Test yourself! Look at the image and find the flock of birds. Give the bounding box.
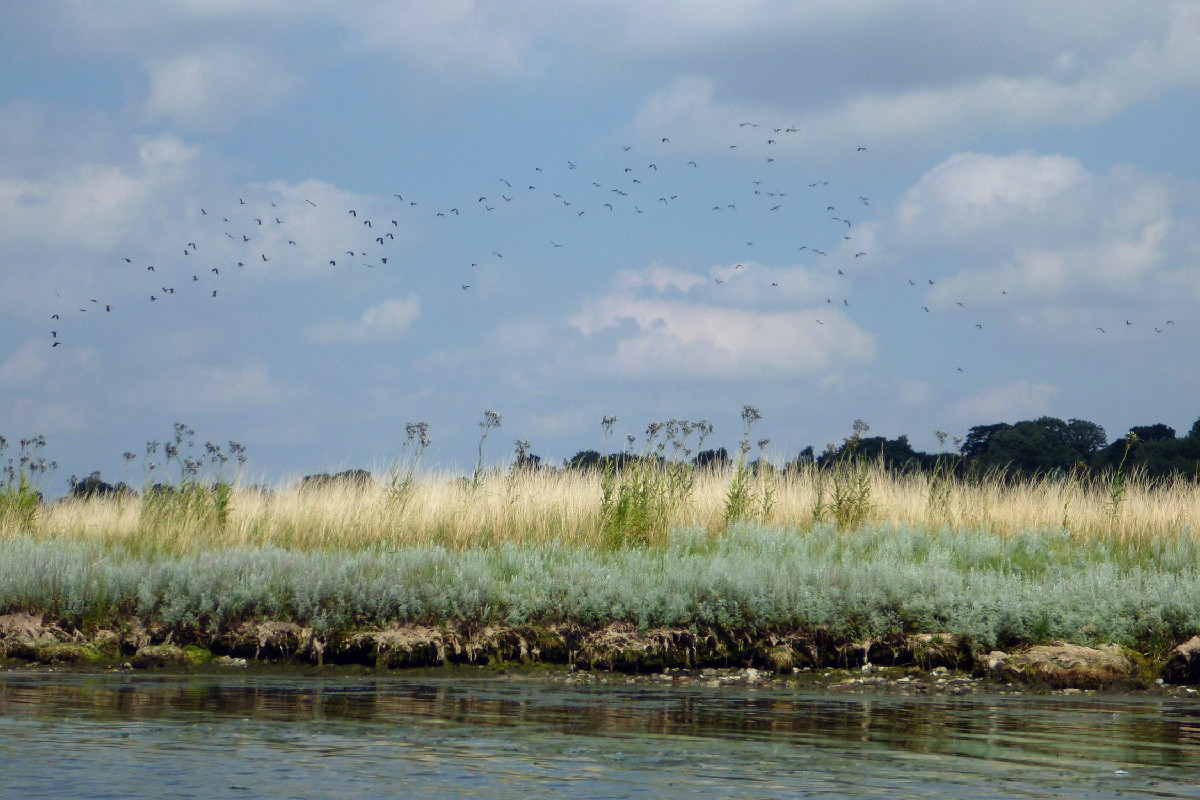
[45,120,1181,371]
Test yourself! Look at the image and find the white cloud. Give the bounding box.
[879,151,1198,332]
[306,296,421,344]
[134,364,286,410]
[142,45,300,133]
[617,263,707,294]
[951,381,1061,424]
[339,1,532,82]
[896,151,1091,241]
[0,133,201,254]
[0,341,51,391]
[569,270,874,379]
[626,2,1200,151]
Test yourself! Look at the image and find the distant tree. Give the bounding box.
[297,469,373,491]
[1059,418,1107,457]
[1130,424,1176,442]
[693,447,730,469]
[565,450,604,470]
[69,471,134,499]
[960,423,1012,463]
[513,452,543,471]
[818,434,933,471]
[563,450,639,471]
[960,417,1106,475]
[783,446,817,473]
[1097,423,1200,479]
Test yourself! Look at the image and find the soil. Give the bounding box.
[2,611,1198,695]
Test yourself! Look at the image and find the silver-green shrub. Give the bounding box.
[3,524,1200,648]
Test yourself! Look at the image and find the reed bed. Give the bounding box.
[7,462,1199,555]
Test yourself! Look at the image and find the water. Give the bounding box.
[2,670,1200,799]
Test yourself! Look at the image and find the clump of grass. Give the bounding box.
[815,419,874,529]
[724,406,772,524]
[0,435,56,533]
[1106,431,1139,521]
[599,418,711,549]
[925,430,962,527]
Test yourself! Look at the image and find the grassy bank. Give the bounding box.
[3,524,1200,653]
[6,463,1200,554]
[5,465,1200,680]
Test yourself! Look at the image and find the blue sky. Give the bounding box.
[3,2,1200,489]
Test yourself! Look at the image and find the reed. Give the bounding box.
[9,461,1200,556]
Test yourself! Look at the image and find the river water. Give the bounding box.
[2,670,1199,799]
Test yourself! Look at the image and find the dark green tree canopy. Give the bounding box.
[960,417,1106,475]
[1130,423,1176,442]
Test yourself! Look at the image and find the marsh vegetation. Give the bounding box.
[3,413,1200,673]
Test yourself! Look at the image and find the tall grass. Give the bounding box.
[7,461,1200,556]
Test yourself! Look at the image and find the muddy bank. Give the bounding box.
[3,611,1200,693]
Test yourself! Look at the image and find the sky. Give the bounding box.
[3,1,1200,490]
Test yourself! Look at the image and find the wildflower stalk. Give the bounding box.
[389,422,430,509]
[1107,431,1139,520]
[724,406,763,524]
[471,410,502,490]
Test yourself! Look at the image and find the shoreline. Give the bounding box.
[4,660,1200,699]
[4,613,1200,695]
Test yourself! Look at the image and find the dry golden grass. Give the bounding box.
[7,462,1199,554]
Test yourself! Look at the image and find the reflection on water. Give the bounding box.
[2,670,1200,799]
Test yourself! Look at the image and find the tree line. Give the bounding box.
[62,414,1200,499]
[566,416,1200,480]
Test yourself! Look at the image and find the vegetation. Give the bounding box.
[4,412,1200,662]
[4,524,1200,652]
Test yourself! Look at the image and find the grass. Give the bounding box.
[7,461,1200,556]
[6,455,1200,655]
